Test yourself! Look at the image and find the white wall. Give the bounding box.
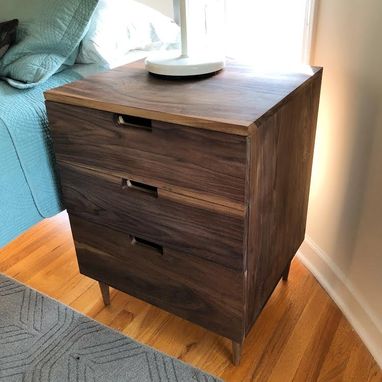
[137,0,174,17]
[299,0,382,367]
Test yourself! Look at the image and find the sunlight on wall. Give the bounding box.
[309,88,332,202]
[305,1,382,360]
[307,75,353,254]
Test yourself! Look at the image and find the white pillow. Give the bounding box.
[76,0,180,68]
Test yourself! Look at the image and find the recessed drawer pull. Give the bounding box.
[131,236,163,255]
[121,178,158,197]
[115,114,152,131]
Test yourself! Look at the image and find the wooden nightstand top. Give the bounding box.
[45,60,322,136]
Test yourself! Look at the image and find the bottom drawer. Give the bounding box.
[70,216,245,342]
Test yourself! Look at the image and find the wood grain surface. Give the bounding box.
[45,61,322,135]
[58,162,245,270]
[70,216,244,341]
[1,212,380,382]
[46,60,325,362]
[47,102,247,208]
[245,72,322,332]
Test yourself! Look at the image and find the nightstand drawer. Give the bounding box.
[47,102,247,209]
[70,216,244,341]
[59,161,245,270]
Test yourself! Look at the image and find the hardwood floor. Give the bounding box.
[1,211,381,382]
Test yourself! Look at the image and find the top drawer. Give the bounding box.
[47,102,247,208]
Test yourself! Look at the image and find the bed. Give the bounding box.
[0,0,178,247]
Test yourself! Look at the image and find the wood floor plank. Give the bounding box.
[292,302,342,382]
[317,316,358,382]
[343,335,382,382]
[268,286,332,381]
[0,212,380,382]
[241,269,318,382]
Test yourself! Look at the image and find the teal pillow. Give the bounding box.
[0,0,98,88]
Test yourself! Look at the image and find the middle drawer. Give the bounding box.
[59,161,245,271]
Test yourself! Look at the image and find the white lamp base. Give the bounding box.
[145,53,225,77]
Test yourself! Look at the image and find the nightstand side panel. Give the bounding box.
[245,72,322,333]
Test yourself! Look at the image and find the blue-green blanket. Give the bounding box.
[0,0,99,247]
[0,69,83,247]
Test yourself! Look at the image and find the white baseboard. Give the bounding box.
[297,236,382,368]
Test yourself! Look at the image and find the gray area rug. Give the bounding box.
[0,274,222,381]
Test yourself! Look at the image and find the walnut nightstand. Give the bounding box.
[45,60,322,365]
